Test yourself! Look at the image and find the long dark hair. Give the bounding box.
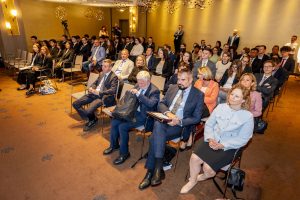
[228,59,242,79]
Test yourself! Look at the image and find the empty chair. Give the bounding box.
[151,75,166,91]
[62,55,83,81]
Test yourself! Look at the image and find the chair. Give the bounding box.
[15,50,27,69]
[70,72,99,113]
[212,146,246,199]
[151,75,166,91]
[8,49,22,67]
[62,55,83,82]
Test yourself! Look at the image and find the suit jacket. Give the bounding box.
[55,49,64,62]
[40,55,53,76]
[112,58,134,80]
[73,43,81,55]
[193,60,216,81]
[79,43,91,62]
[151,58,173,78]
[227,35,240,49]
[273,67,287,88]
[146,55,156,71]
[255,73,278,103]
[124,43,133,53]
[49,47,58,59]
[159,84,204,128]
[241,66,252,74]
[91,71,118,107]
[281,57,295,73]
[146,42,155,51]
[90,46,106,66]
[31,53,43,66]
[251,57,262,74]
[194,80,219,113]
[134,83,160,131]
[219,69,240,87]
[59,49,75,64]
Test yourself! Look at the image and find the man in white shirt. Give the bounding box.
[112,49,134,81]
[285,35,298,59]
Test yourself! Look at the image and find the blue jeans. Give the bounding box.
[82,61,92,72]
[145,121,183,170]
[109,112,145,155]
[72,93,103,121]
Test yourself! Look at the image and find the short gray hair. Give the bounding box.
[136,71,151,81]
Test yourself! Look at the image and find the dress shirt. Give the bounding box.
[136,86,149,111]
[92,47,99,61]
[115,60,126,76]
[201,59,208,67]
[96,71,111,92]
[259,74,271,86]
[168,86,191,120]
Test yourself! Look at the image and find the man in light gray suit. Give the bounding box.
[82,39,106,74]
[193,47,216,81]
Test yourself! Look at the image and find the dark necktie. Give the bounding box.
[171,90,184,114]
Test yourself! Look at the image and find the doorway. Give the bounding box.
[119,19,129,37]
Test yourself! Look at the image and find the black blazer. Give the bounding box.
[79,44,91,62]
[251,57,263,74]
[273,67,287,88]
[73,43,81,55]
[49,47,59,59]
[227,36,240,49]
[39,55,53,76]
[219,69,239,87]
[241,66,252,74]
[31,53,43,66]
[124,43,133,53]
[59,49,75,64]
[255,73,278,102]
[146,55,156,71]
[151,58,173,78]
[91,71,118,107]
[282,57,295,73]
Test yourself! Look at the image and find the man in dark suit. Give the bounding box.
[193,47,216,81]
[254,45,270,73]
[280,46,295,74]
[164,44,176,66]
[272,60,288,95]
[79,37,91,62]
[124,36,133,53]
[255,60,278,111]
[145,47,156,71]
[250,48,262,73]
[138,68,204,190]
[174,25,184,53]
[49,39,58,59]
[73,59,118,131]
[227,29,240,51]
[103,71,160,165]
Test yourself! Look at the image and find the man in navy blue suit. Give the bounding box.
[103,71,160,165]
[139,68,204,190]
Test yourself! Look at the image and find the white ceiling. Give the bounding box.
[40,0,136,7]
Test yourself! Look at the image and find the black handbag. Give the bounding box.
[226,167,246,199]
[254,117,268,134]
[227,167,245,191]
[112,91,138,122]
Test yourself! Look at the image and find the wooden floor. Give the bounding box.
[0,68,299,200]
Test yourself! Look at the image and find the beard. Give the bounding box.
[178,84,187,90]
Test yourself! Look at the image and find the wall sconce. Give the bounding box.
[5,21,11,29]
[10,9,17,21]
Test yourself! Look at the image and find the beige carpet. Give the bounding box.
[0,68,299,200]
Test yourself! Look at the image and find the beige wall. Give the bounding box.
[147,0,300,52]
[18,0,113,49]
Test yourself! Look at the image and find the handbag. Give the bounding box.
[226,167,246,200]
[112,90,138,122]
[254,117,268,134]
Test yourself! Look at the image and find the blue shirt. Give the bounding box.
[204,103,254,151]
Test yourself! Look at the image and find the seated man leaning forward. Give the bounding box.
[103,71,160,165]
[138,67,204,190]
[73,59,118,131]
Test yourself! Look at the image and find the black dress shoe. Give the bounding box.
[113,153,130,165]
[103,146,120,155]
[26,88,35,96]
[151,168,165,186]
[138,171,153,190]
[83,118,98,131]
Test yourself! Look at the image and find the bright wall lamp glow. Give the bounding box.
[11,9,17,17]
[5,21,11,29]
[1,0,7,2]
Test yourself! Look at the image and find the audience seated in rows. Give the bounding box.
[54,41,75,80]
[103,71,160,165]
[215,52,231,82]
[193,47,216,81]
[72,59,118,131]
[151,48,173,79]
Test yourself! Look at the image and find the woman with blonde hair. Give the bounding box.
[180,84,254,194]
[195,67,219,113]
[239,73,262,117]
[128,55,149,84]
